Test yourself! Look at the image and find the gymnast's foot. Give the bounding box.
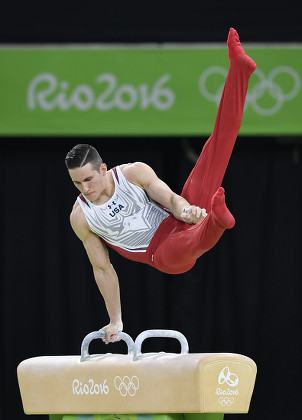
[211,187,235,229]
[227,27,256,72]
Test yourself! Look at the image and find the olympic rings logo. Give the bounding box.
[218,397,235,407]
[199,65,301,116]
[114,375,140,396]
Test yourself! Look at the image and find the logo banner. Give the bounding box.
[0,45,301,136]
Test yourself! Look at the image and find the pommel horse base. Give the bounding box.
[17,330,257,420]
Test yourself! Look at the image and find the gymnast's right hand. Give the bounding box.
[100,320,123,344]
[181,205,208,225]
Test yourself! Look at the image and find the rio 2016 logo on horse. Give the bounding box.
[216,367,239,407]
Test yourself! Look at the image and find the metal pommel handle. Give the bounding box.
[80,331,135,362]
[133,329,189,361]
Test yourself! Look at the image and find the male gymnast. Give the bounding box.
[65,28,256,344]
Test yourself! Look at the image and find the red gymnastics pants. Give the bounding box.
[145,34,256,274]
[107,30,256,274]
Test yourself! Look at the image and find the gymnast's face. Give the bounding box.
[69,162,107,201]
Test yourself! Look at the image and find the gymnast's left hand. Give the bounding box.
[181,206,208,225]
[100,320,123,344]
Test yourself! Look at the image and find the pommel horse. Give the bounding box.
[17,330,257,420]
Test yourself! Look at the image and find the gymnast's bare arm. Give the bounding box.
[70,201,123,344]
[121,162,207,225]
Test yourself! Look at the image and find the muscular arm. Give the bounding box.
[70,202,123,344]
[122,162,207,224]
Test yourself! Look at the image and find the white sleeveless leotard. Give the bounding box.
[77,166,170,253]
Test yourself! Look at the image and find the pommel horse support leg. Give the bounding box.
[17,330,257,420]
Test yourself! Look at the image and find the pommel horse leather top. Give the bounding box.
[17,330,257,415]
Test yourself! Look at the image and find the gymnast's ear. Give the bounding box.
[100,163,107,174]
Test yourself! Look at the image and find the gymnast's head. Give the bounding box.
[65,144,103,171]
[65,144,108,198]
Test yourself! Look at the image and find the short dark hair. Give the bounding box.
[65,144,103,171]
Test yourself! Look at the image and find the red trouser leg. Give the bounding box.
[148,38,256,274]
[181,53,256,210]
